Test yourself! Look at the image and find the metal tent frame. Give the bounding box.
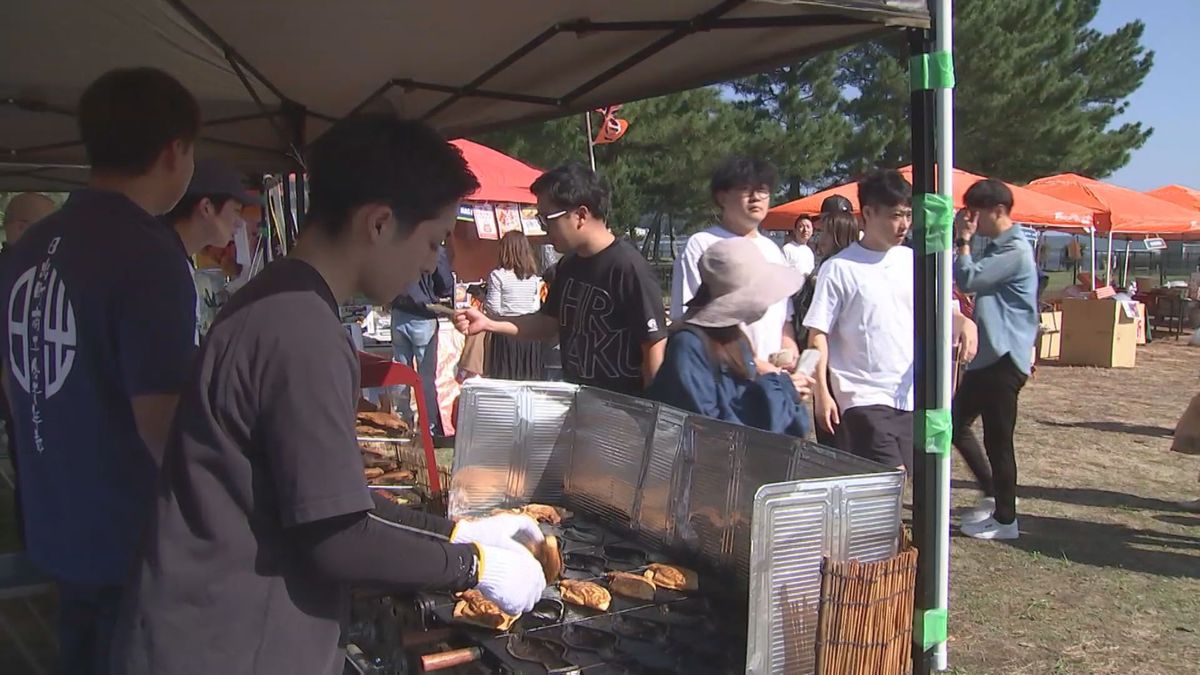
[2,1,954,672]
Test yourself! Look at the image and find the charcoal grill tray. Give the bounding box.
[426,518,745,674]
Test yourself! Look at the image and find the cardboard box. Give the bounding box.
[1135,302,1147,345]
[1038,310,1062,360]
[1060,299,1137,368]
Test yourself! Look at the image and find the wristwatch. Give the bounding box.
[955,238,970,248]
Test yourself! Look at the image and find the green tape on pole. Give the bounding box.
[909,54,930,91]
[919,408,952,456]
[914,608,948,650]
[910,51,955,91]
[913,193,954,255]
[929,50,955,89]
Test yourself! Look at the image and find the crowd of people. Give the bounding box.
[0,64,1055,675]
[0,68,550,675]
[453,158,1043,545]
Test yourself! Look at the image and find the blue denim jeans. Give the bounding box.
[391,310,443,437]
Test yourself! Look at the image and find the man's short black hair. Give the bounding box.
[709,156,777,201]
[305,116,479,236]
[964,178,1014,213]
[530,162,611,221]
[162,194,237,226]
[78,68,201,175]
[857,169,912,210]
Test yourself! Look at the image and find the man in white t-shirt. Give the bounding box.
[671,157,800,364]
[783,216,816,280]
[803,169,915,470]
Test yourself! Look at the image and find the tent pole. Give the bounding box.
[585,113,597,171]
[911,0,953,670]
[1107,230,1114,287]
[1123,238,1132,288]
[932,0,953,668]
[1090,229,1097,289]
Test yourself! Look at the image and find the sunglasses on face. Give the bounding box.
[537,209,569,227]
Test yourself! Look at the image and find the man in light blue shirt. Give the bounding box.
[952,179,1039,541]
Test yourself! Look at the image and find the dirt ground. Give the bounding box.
[944,337,1200,675]
[2,340,1199,674]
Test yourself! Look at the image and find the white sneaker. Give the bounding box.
[961,516,1019,540]
[960,497,995,524]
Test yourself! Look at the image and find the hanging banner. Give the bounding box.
[457,204,475,222]
[473,203,498,240]
[520,205,545,236]
[593,104,629,145]
[495,203,523,237]
[594,116,629,145]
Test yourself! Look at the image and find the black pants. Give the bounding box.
[58,581,123,675]
[836,405,914,472]
[952,355,1028,524]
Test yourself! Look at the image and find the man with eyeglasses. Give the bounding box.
[455,162,668,395]
[803,169,917,472]
[671,157,801,366]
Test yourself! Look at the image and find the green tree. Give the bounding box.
[476,87,757,235]
[832,0,1154,183]
[731,52,851,198]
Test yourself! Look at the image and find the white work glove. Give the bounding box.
[473,543,547,616]
[451,513,544,551]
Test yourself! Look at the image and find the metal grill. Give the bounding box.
[419,516,747,674]
[442,380,905,674]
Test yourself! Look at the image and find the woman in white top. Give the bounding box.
[484,231,544,380]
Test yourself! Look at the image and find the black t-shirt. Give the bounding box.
[541,238,668,395]
[114,259,383,675]
[0,189,195,585]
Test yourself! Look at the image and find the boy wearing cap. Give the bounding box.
[803,169,915,471]
[163,159,256,339]
[0,67,200,675]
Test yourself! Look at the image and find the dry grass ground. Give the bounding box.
[944,337,1200,675]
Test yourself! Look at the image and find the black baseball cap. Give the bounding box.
[820,194,854,214]
[186,159,257,205]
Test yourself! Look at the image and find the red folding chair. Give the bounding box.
[357,351,442,496]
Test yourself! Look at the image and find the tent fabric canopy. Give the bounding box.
[761,165,1098,231]
[1147,185,1200,212]
[1026,174,1199,235]
[451,140,540,205]
[0,0,928,191]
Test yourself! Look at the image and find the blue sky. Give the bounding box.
[1092,0,1198,191]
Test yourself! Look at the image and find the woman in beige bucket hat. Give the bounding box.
[648,237,815,435]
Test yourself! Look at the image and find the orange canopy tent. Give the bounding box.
[761,165,1098,232]
[446,139,546,281]
[450,139,541,204]
[1146,184,1200,211]
[1145,186,1200,241]
[1026,174,1199,235]
[1029,174,1200,288]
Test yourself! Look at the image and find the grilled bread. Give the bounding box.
[608,571,656,601]
[644,563,699,592]
[453,589,517,631]
[527,535,562,583]
[559,579,612,611]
